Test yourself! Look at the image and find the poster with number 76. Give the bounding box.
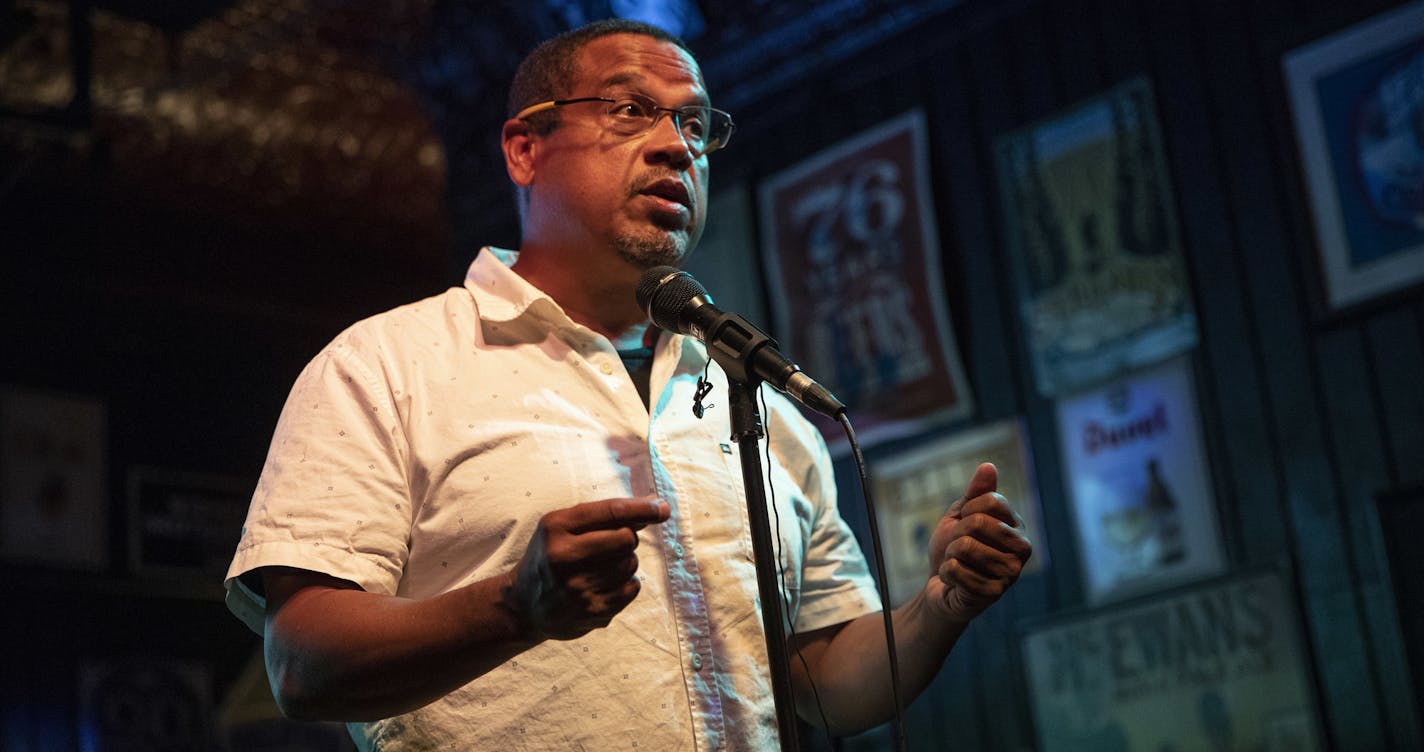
[757,110,973,452]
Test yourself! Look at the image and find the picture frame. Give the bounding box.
[0,385,108,569]
[1283,3,1424,312]
[758,109,974,453]
[993,76,1198,397]
[126,466,251,580]
[1054,354,1225,604]
[868,417,1047,605]
[1018,567,1324,752]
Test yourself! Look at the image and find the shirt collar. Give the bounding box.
[464,246,705,365]
[464,246,567,325]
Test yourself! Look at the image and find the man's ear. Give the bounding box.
[502,118,537,188]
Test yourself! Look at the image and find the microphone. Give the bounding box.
[636,266,845,418]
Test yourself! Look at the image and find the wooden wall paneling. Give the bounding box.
[1241,0,1339,327]
[1094,0,1148,84]
[1366,310,1424,487]
[941,17,1052,752]
[1297,0,1409,39]
[0,606,33,749]
[1044,0,1106,104]
[1375,481,1424,731]
[971,15,1084,615]
[1193,0,1384,747]
[999,5,1089,744]
[868,54,960,752]
[1142,0,1286,565]
[1316,326,1423,749]
[911,52,996,752]
[1005,6,1056,119]
[924,38,1063,752]
[926,52,1018,422]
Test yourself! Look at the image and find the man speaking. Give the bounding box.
[224,18,1031,750]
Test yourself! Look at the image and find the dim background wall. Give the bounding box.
[1,0,1420,750]
[716,1,1422,749]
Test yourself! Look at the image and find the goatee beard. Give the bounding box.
[615,232,685,270]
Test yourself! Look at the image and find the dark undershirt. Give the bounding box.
[617,346,655,411]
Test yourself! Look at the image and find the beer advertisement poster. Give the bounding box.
[1055,355,1224,603]
[994,77,1198,397]
[1020,569,1323,752]
[869,418,1046,605]
[758,109,973,452]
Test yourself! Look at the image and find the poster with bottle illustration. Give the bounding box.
[1056,355,1224,603]
[1020,568,1323,752]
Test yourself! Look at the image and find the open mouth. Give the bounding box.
[639,178,691,210]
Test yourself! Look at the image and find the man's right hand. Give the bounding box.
[504,496,671,640]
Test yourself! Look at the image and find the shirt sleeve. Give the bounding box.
[768,401,882,633]
[223,329,414,633]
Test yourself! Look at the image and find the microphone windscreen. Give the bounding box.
[636,267,709,333]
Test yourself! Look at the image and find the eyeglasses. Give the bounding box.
[515,92,735,157]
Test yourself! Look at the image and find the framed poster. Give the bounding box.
[81,658,215,752]
[0,385,108,569]
[1283,3,1424,311]
[758,109,973,453]
[870,418,1046,605]
[994,76,1198,397]
[1055,355,1224,603]
[1020,568,1323,752]
[127,466,251,579]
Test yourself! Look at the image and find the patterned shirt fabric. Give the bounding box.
[224,247,880,751]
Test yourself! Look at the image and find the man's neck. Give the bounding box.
[510,244,650,343]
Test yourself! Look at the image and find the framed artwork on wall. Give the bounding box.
[1283,3,1424,311]
[126,466,251,580]
[1054,355,1225,604]
[758,109,973,453]
[868,417,1047,605]
[0,385,108,569]
[1019,568,1324,752]
[993,76,1198,397]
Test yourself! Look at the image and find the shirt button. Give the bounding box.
[599,360,614,375]
[690,653,703,671]
[670,542,684,558]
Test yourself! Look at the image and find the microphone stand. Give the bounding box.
[705,339,801,752]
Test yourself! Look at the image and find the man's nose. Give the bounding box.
[644,113,695,168]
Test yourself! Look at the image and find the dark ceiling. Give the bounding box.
[0,0,965,254]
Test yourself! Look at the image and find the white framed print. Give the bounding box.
[1284,3,1424,311]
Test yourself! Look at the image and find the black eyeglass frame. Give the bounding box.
[515,93,735,156]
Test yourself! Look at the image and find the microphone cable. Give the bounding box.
[762,397,909,752]
[838,411,909,752]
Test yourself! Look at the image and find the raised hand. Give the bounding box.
[926,463,1032,621]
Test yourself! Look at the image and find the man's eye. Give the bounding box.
[681,113,706,139]
[610,99,653,119]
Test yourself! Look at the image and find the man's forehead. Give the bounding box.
[572,34,706,96]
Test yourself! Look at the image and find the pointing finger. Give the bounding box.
[563,496,670,534]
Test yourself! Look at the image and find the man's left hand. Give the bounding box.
[925,462,1032,622]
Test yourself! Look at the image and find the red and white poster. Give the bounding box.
[758,110,972,451]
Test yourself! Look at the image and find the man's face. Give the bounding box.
[526,34,710,271]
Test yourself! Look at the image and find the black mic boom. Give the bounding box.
[636,266,846,418]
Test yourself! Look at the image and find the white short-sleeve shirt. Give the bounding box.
[225,247,880,751]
